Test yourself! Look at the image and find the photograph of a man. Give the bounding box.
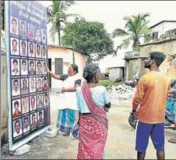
[42,45,46,58]
[36,44,41,58]
[11,59,19,76]
[13,100,21,118]
[38,110,44,125]
[37,94,43,108]
[10,17,18,35]
[44,93,49,106]
[28,24,34,40]
[20,21,26,38]
[21,60,28,75]
[21,78,28,94]
[43,62,47,74]
[29,60,36,75]
[31,113,37,129]
[29,78,36,93]
[29,42,35,57]
[30,96,36,111]
[43,77,48,91]
[20,40,27,56]
[35,28,41,41]
[22,97,29,114]
[37,78,43,91]
[23,116,30,133]
[36,61,42,74]
[13,119,22,137]
[11,38,19,55]
[12,79,20,96]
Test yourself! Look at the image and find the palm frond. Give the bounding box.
[112,28,128,38]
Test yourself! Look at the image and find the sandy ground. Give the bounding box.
[2,93,176,159]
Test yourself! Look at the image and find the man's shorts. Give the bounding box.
[135,121,165,152]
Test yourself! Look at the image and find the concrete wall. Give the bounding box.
[109,67,124,81]
[48,47,87,89]
[125,59,145,81]
[140,39,176,79]
[1,54,8,137]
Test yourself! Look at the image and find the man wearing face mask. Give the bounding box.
[132,52,175,160]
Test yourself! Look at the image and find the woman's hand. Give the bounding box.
[61,88,66,93]
[104,107,109,112]
[47,67,51,74]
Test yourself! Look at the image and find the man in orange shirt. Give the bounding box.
[132,52,171,160]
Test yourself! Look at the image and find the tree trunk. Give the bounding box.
[72,49,75,64]
[57,22,61,46]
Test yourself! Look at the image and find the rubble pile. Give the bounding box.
[109,84,136,104]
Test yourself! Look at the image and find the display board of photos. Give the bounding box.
[6,1,50,151]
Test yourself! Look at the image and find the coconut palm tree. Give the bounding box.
[112,13,151,55]
[47,0,81,45]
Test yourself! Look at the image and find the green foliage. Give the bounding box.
[61,19,114,62]
[47,0,81,45]
[98,80,122,88]
[112,13,151,55]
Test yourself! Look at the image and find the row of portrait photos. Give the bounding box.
[12,77,49,97]
[13,109,46,139]
[10,16,46,43]
[10,37,47,58]
[11,59,48,76]
[12,93,49,119]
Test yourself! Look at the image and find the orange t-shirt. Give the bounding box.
[132,71,171,124]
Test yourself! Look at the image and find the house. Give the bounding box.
[48,45,87,89]
[150,20,176,41]
[124,20,176,80]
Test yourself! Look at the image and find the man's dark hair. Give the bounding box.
[22,60,26,65]
[43,77,47,81]
[30,61,34,66]
[21,40,26,46]
[37,45,40,49]
[13,59,18,64]
[37,61,41,65]
[71,64,78,74]
[12,39,17,44]
[15,120,20,125]
[12,18,17,23]
[39,111,42,116]
[14,79,18,84]
[149,52,166,67]
[24,117,28,121]
[32,114,35,118]
[14,101,19,106]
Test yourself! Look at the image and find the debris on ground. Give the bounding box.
[109,84,136,104]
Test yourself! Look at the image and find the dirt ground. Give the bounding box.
[2,94,176,159]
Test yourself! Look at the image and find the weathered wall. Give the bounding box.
[109,67,123,81]
[140,39,176,79]
[126,59,145,81]
[1,54,8,137]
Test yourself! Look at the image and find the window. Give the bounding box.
[152,32,158,40]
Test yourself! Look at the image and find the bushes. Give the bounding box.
[98,80,122,88]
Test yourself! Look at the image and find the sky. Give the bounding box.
[41,1,176,71]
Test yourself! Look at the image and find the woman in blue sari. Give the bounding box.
[166,80,176,143]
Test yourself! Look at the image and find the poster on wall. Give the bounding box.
[5,1,50,151]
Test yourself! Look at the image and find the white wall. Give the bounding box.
[151,22,176,38]
[48,47,86,89]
